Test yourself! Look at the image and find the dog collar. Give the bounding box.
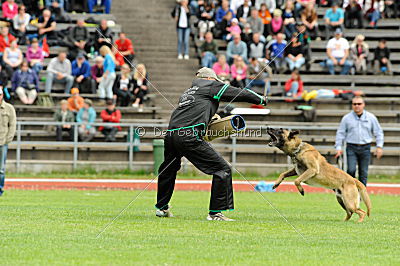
[292,142,305,157]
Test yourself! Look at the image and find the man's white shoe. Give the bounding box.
[206,213,234,221]
[156,208,173,218]
[183,55,189,60]
[177,54,183,60]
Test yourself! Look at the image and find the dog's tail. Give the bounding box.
[355,179,371,217]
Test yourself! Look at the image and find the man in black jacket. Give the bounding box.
[374,39,392,75]
[155,67,267,221]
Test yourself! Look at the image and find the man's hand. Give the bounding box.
[63,124,71,129]
[339,58,346,65]
[262,96,268,106]
[375,147,383,159]
[57,72,65,80]
[332,58,338,65]
[335,150,343,158]
[76,75,84,83]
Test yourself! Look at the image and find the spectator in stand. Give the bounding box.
[230,0,247,13]
[326,28,352,75]
[324,1,344,40]
[237,0,252,25]
[350,34,369,74]
[26,38,44,75]
[255,0,276,13]
[212,54,231,82]
[266,33,287,73]
[113,63,133,107]
[99,100,121,142]
[36,9,57,41]
[0,27,16,56]
[374,39,392,75]
[68,19,90,59]
[226,18,241,41]
[230,56,247,88]
[45,0,69,22]
[11,61,39,105]
[197,1,215,41]
[384,0,398,18]
[98,45,116,100]
[199,31,218,68]
[249,33,265,59]
[45,52,74,93]
[2,0,18,21]
[344,0,364,28]
[3,40,23,79]
[227,34,248,64]
[259,3,272,37]
[247,8,265,42]
[45,0,65,10]
[132,63,148,112]
[72,53,92,93]
[284,69,303,97]
[94,19,113,51]
[91,56,104,93]
[285,33,305,71]
[172,0,191,60]
[216,0,235,24]
[67,87,84,113]
[364,0,384,28]
[240,22,253,45]
[12,5,31,45]
[283,0,298,39]
[54,99,75,141]
[247,57,272,94]
[77,99,96,142]
[295,0,316,18]
[114,32,135,66]
[0,65,9,94]
[88,0,112,14]
[267,9,284,36]
[301,2,319,40]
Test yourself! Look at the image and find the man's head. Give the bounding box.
[334,27,342,39]
[1,26,9,36]
[250,57,258,66]
[252,32,260,43]
[58,52,67,62]
[251,7,258,18]
[77,19,85,27]
[205,31,213,42]
[106,100,115,111]
[352,96,365,115]
[244,0,250,6]
[42,9,51,19]
[77,53,85,63]
[332,1,338,10]
[378,39,386,49]
[276,33,284,43]
[119,32,126,41]
[196,67,223,82]
[221,0,229,9]
[233,34,241,44]
[60,99,68,111]
[100,19,108,29]
[20,61,29,72]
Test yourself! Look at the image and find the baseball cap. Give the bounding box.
[335,27,342,35]
[77,53,85,59]
[196,67,224,83]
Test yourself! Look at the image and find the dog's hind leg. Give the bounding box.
[342,185,366,222]
[273,167,297,189]
[335,189,352,221]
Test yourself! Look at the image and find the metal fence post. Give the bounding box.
[129,125,134,170]
[231,136,237,169]
[16,123,21,173]
[73,124,78,170]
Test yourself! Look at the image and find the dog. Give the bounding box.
[267,128,371,222]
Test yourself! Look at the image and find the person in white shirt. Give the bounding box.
[325,28,353,75]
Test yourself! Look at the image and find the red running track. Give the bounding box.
[5,179,400,195]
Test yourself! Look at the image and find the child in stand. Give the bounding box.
[225,18,241,41]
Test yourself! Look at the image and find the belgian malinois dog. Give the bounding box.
[267,128,371,222]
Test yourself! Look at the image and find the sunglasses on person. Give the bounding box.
[352,103,363,106]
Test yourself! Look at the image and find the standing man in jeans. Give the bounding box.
[0,88,16,196]
[335,96,384,186]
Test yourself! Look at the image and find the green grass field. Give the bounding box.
[1,189,399,265]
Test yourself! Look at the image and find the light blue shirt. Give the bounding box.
[325,8,344,22]
[335,110,384,150]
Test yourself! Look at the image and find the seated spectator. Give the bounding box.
[26,38,44,75]
[45,0,70,22]
[266,33,287,73]
[364,0,384,28]
[215,0,235,38]
[197,1,215,41]
[171,0,191,60]
[374,39,392,75]
[249,33,265,60]
[0,65,9,95]
[11,61,39,105]
[199,32,218,68]
[12,5,31,45]
[384,0,398,18]
[326,28,352,75]
[240,23,253,45]
[132,64,148,112]
[295,0,316,18]
[94,19,113,51]
[77,99,96,142]
[237,0,252,25]
[247,8,264,42]
[324,1,344,40]
[91,56,104,93]
[0,27,16,56]
[114,32,135,66]
[247,57,272,94]
[284,69,303,97]
[230,0,247,13]
[283,0,297,39]
[259,3,272,37]
[3,40,23,79]
[301,2,319,40]
[72,53,92,93]
[285,34,305,71]
[226,34,248,64]
[350,34,369,74]
[67,87,84,113]
[98,46,116,100]
[113,63,133,107]
[230,56,247,88]
[68,19,90,59]
[88,0,112,14]
[54,99,75,141]
[2,0,18,21]
[226,18,241,41]
[255,0,276,13]
[45,52,74,93]
[36,9,57,41]
[267,9,284,36]
[212,54,231,82]
[99,100,121,142]
[344,0,363,29]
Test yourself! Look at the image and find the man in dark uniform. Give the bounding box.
[155,67,267,221]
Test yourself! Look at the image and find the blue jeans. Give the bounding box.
[346,143,371,186]
[45,72,74,94]
[201,52,216,68]
[88,0,111,13]
[246,78,271,94]
[368,10,381,24]
[286,81,299,96]
[326,57,353,75]
[0,144,8,190]
[285,57,305,71]
[32,62,43,75]
[177,27,190,56]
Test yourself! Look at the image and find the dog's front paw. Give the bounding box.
[272,183,280,189]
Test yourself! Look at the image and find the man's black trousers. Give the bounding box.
[155,129,233,212]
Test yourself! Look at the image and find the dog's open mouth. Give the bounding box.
[267,132,279,146]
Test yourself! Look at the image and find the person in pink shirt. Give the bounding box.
[212,54,230,82]
[25,38,44,75]
[225,18,241,41]
[2,0,18,20]
[230,56,247,88]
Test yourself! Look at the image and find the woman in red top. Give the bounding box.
[99,100,122,142]
[284,70,303,98]
[2,0,18,20]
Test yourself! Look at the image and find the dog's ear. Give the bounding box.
[288,129,300,139]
